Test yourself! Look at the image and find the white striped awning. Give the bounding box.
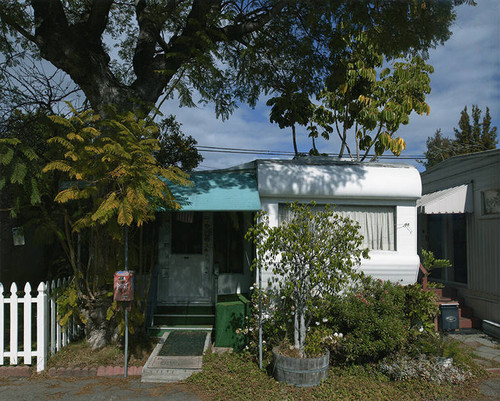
[417,184,473,214]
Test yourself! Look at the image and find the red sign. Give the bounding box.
[113,271,134,301]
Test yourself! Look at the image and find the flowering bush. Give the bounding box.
[379,354,472,384]
[304,326,343,358]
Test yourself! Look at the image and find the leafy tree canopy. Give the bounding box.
[423,105,498,168]
[155,115,203,172]
[312,51,433,161]
[0,1,467,118]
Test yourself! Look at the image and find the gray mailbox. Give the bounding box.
[440,303,459,331]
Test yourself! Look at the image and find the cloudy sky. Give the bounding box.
[161,0,500,172]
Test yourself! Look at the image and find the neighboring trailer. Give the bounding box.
[253,158,422,288]
[418,149,500,324]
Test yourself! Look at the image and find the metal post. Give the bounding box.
[124,304,128,378]
[258,264,263,370]
[124,225,129,378]
[124,226,129,270]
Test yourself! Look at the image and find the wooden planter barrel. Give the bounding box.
[272,348,329,387]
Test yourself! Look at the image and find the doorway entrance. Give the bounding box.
[159,212,213,305]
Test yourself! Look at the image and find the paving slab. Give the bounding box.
[447,330,500,399]
[478,377,500,399]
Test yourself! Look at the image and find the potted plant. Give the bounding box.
[246,202,368,386]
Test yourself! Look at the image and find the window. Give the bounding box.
[213,212,246,274]
[278,204,395,251]
[482,189,500,215]
[171,212,203,254]
[425,214,467,284]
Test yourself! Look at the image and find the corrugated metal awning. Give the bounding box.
[159,170,261,211]
[417,184,473,214]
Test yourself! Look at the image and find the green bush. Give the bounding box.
[326,276,408,363]
[242,275,440,365]
[317,276,439,365]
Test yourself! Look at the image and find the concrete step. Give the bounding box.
[141,367,201,383]
[141,331,211,383]
[148,325,213,338]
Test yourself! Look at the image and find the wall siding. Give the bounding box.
[421,150,500,323]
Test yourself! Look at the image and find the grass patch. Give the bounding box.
[47,338,156,368]
[186,351,484,401]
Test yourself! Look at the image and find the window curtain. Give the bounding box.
[278,204,395,251]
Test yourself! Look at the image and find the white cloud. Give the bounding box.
[399,0,500,159]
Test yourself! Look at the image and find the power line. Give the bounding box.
[196,144,426,160]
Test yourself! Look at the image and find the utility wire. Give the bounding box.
[196,144,426,160]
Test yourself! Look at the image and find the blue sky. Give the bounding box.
[161,0,500,171]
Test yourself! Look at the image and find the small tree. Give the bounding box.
[42,107,190,347]
[246,202,369,357]
[421,249,451,279]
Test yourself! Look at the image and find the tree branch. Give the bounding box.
[361,124,383,162]
[31,0,70,43]
[0,8,36,43]
[87,0,113,41]
[221,1,287,41]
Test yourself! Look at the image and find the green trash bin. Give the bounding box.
[215,294,250,349]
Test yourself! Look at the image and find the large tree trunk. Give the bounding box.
[81,298,119,350]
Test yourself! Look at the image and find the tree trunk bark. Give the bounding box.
[81,298,119,350]
[292,124,298,155]
[294,300,300,350]
[299,309,306,357]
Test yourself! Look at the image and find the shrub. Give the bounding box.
[236,285,292,362]
[320,276,439,364]
[326,276,408,363]
[304,326,343,358]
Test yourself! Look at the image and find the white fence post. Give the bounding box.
[55,279,62,352]
[61,278,67,347]
[9,283,18,365]
[36,282,48,372]
[23,282,32,366]
[0,278,76,372]
[0,283,4,365]
[50,280,56,355]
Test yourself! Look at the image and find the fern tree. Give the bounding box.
[41,106,190,347]
[1,107,190,348]
[0,112,49,216]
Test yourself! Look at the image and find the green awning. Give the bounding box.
[160,170,261,211]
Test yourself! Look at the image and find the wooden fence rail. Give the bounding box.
[0,278,79,372]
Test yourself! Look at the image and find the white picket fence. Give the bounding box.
[0,278,79,372]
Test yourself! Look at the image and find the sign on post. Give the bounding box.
[113,271,134,302]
